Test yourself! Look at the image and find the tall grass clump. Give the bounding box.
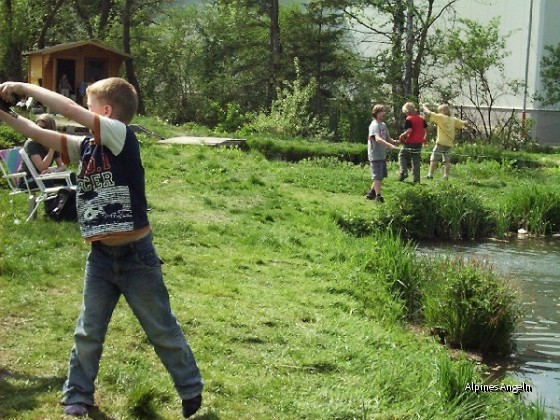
[499,183,560,236]
[367,231,425,319]
[330,226,522,354]
[432,184,494,240]
[434,356,484,417]
[384,184,494,240]
[421,256,522,354]
[334,185,494,240]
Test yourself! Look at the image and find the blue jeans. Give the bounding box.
[62,232,203,406]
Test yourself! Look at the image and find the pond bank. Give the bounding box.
[417,238,560,416]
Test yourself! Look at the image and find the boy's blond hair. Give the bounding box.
[86,77,138,124]
[437,104,451,116]
[371,104,385,119]
[402,102,417,115]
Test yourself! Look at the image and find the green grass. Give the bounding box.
[0,135,551,419]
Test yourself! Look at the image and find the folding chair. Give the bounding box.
[18,148,76,222]
[0,147,31,195]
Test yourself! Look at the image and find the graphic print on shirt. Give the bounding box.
[77,143,134,238]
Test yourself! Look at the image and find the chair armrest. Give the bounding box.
[3,171,26,180]
[36,171,73,181]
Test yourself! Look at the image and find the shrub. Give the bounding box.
[377,185,494,240]
[242,59,333,140]
[247,137,367,164]
[499,183,560,236]
[216,102,251,133]
[0,123,24,148]
[422,257,521,354]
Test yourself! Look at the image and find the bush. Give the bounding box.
[247,137,367,164]
[333,222,522,353]
[499,183,560,236]
[422,257,521,354]
[0,123,24,149]
[374,185,494,240]
[242,59,333,140]
[216,102,251,133]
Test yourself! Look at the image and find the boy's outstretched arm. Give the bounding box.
[0,108,64,153]
[0,82,96,131]
[375,134,397,150]
[422,103,432,115]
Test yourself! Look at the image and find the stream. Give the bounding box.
[418,238,560,416]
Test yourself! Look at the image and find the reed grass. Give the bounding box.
[422,257,522,354]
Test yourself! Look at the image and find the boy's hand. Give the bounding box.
[0,82,25,102]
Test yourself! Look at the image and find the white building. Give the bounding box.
[452,0,560,144]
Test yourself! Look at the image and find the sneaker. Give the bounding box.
[63,403,89,417]
[365,191,376,200]
[182,394,202,418]
[375,195,384,203]
[426,174,433,179]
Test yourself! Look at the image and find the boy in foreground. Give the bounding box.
[0,78,203,418]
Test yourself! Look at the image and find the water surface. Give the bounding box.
[418,238,560,415]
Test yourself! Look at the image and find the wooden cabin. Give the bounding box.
[25,41,131,99]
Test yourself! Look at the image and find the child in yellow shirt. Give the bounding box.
[422,103,468,180]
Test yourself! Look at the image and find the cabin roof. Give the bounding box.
[25,41,132,58]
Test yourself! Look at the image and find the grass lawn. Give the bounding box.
[0,134,549,419]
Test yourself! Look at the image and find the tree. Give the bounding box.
[436,18,524,140]
[133,7,209,123]
[72,0,117,40]
[268,0,281,106]
[36,0,67,49]
[0,0,24,81]
[197,0,271,116]
[537,43,560,107]
[279,1,358,139]
[338,0,457,120]
[118,0,172,114]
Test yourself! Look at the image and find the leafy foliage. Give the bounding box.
[243,59,332,140]
[335,185,493,240]
[422,257,521,354]
[434,18,524,142]
[536,43,560,107]
[0,124,25,149]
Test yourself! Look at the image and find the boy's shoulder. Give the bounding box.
[430,112,451,122]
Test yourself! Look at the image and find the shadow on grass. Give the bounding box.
[194,411,220,419]
[88,406,116,419]
[0,367,63,416]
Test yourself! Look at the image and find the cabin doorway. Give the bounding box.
[56,59,76,98]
